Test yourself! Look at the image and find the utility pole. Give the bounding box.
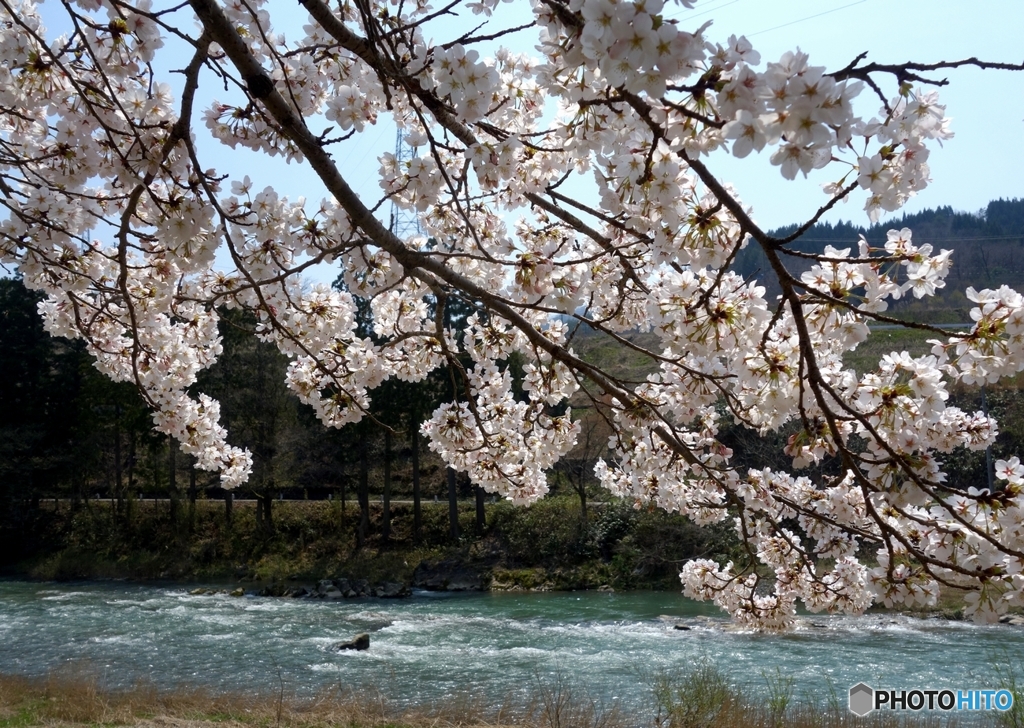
[390,128,423,240]
[982,386,996,492]
[387,129,427,542]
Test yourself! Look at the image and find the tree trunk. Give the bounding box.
[474,484,486,535]
[188,461,197,532]
[573,464,589,528]
[125,432,137,522]
[411,427,421,540]
[382,429,392,543]
[256,491,274,533]
[113,404,123,514]
[446,466,459,542]
[224,490,233,524]
[168,437,179,526]
[357,432,370,548]
[71,471,82,513]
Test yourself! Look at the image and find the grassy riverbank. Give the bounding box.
[0,496,739,593]
[0,667,1011,728]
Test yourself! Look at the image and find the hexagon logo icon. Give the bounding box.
[849,683,874,717]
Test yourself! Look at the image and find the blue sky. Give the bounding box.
[677,0,1024,230]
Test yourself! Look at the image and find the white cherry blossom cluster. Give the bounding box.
[422,360,580,504]
[546,0,711,98]
[933,285,1024,385]
[592,223,1021,623]
[536,2,951,225]
[421,44,500,123]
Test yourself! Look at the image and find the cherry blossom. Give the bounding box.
[2,0,1024,628]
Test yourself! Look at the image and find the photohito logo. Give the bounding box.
[848,683,1014,716]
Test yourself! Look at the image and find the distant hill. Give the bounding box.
[731,198,1024,323]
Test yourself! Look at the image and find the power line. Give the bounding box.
[747,0,867,37]
[337,122,390,177]
[666,0,741,21]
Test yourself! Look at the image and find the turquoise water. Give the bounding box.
[0,580,1021,717]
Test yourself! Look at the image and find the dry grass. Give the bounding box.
[646,657,1003,728]
[655,700,992,728]
[0,668,614,728]
[0,669,465,728]
[0,667,1008,728]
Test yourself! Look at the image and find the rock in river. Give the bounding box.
[335,633,370,651]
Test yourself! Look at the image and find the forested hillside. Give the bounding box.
[0,278,470,553]
[733,198,1024,322]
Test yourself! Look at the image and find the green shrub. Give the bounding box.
[488,497,594,567]
[653,657,740,728]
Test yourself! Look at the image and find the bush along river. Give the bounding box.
[0,580,1022,720]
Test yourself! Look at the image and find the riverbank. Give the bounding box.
[0,668,1008,728]
[0,497,997,627]
[2,496,1007,625]
[0,495,739,591]
[0,496,739,593]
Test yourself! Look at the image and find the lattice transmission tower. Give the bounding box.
[389,128,423,240]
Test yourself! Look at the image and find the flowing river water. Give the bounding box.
[0,580,1021,718]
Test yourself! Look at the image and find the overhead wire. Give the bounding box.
[666,0,869,36]
[665,0,741,21]
[747,0,868,37]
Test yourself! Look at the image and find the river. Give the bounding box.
[0,580,1020,718]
